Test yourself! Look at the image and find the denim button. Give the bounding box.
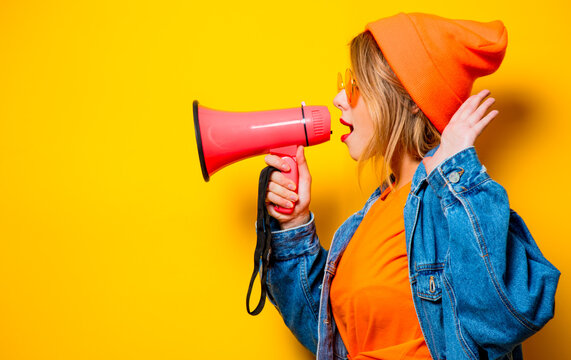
[448,171,460,183]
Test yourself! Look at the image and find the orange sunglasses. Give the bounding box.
[337,68,359,106]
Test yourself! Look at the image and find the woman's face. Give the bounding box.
[334,89,375,161]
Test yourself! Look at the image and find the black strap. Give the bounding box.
[246,166,279,315]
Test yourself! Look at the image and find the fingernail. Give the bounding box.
[282,164,290,171]
[286,202,293,208]
[288,183,296,191]
[289,194,298,202]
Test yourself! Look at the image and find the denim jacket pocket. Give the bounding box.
[415,271,443,302]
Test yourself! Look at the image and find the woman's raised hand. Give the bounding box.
[264,145,312,230]
[423,89,499,175]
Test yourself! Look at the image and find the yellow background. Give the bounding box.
[0,0,568,359]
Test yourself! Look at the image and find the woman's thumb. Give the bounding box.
[296,146,312,200]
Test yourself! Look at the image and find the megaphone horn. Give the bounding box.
[193,100,331,214]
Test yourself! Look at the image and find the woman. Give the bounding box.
[262,13,560,360]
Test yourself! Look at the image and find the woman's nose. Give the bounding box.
[333,90,349,111]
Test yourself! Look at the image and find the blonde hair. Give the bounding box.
[350,31,441,190]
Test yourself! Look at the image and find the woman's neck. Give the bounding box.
[394,152,421,190]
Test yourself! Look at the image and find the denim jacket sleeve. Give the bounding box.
[426,146,560,357]
[265,212,328,354]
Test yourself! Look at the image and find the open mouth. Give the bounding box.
[340,118,354,142]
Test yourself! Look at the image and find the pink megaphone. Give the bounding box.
[193,100,331,214]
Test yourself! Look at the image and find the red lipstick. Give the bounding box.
[340,118,354,142]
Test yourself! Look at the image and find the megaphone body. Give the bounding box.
[193,100,331,214]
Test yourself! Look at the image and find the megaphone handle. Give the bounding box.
[273,156,298,215]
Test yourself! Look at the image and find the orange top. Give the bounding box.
[330,181,431,360]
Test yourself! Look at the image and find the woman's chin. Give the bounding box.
[346,147,360,161]
[343,141,359,161]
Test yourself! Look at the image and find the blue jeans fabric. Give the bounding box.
[265,146,560,360]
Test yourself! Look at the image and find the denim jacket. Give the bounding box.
[265,146,560,360]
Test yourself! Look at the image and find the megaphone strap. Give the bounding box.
[246,166,279,315]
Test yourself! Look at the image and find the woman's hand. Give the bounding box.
[264,145,312,230]
[423,89,499,175]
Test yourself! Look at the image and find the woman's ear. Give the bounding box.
[412,104,420,115]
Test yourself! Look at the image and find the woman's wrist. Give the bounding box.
[423,150,447,176]
[423,144,468,175]
[279,212,311,230]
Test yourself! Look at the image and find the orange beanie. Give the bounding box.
[365,13,507,133]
